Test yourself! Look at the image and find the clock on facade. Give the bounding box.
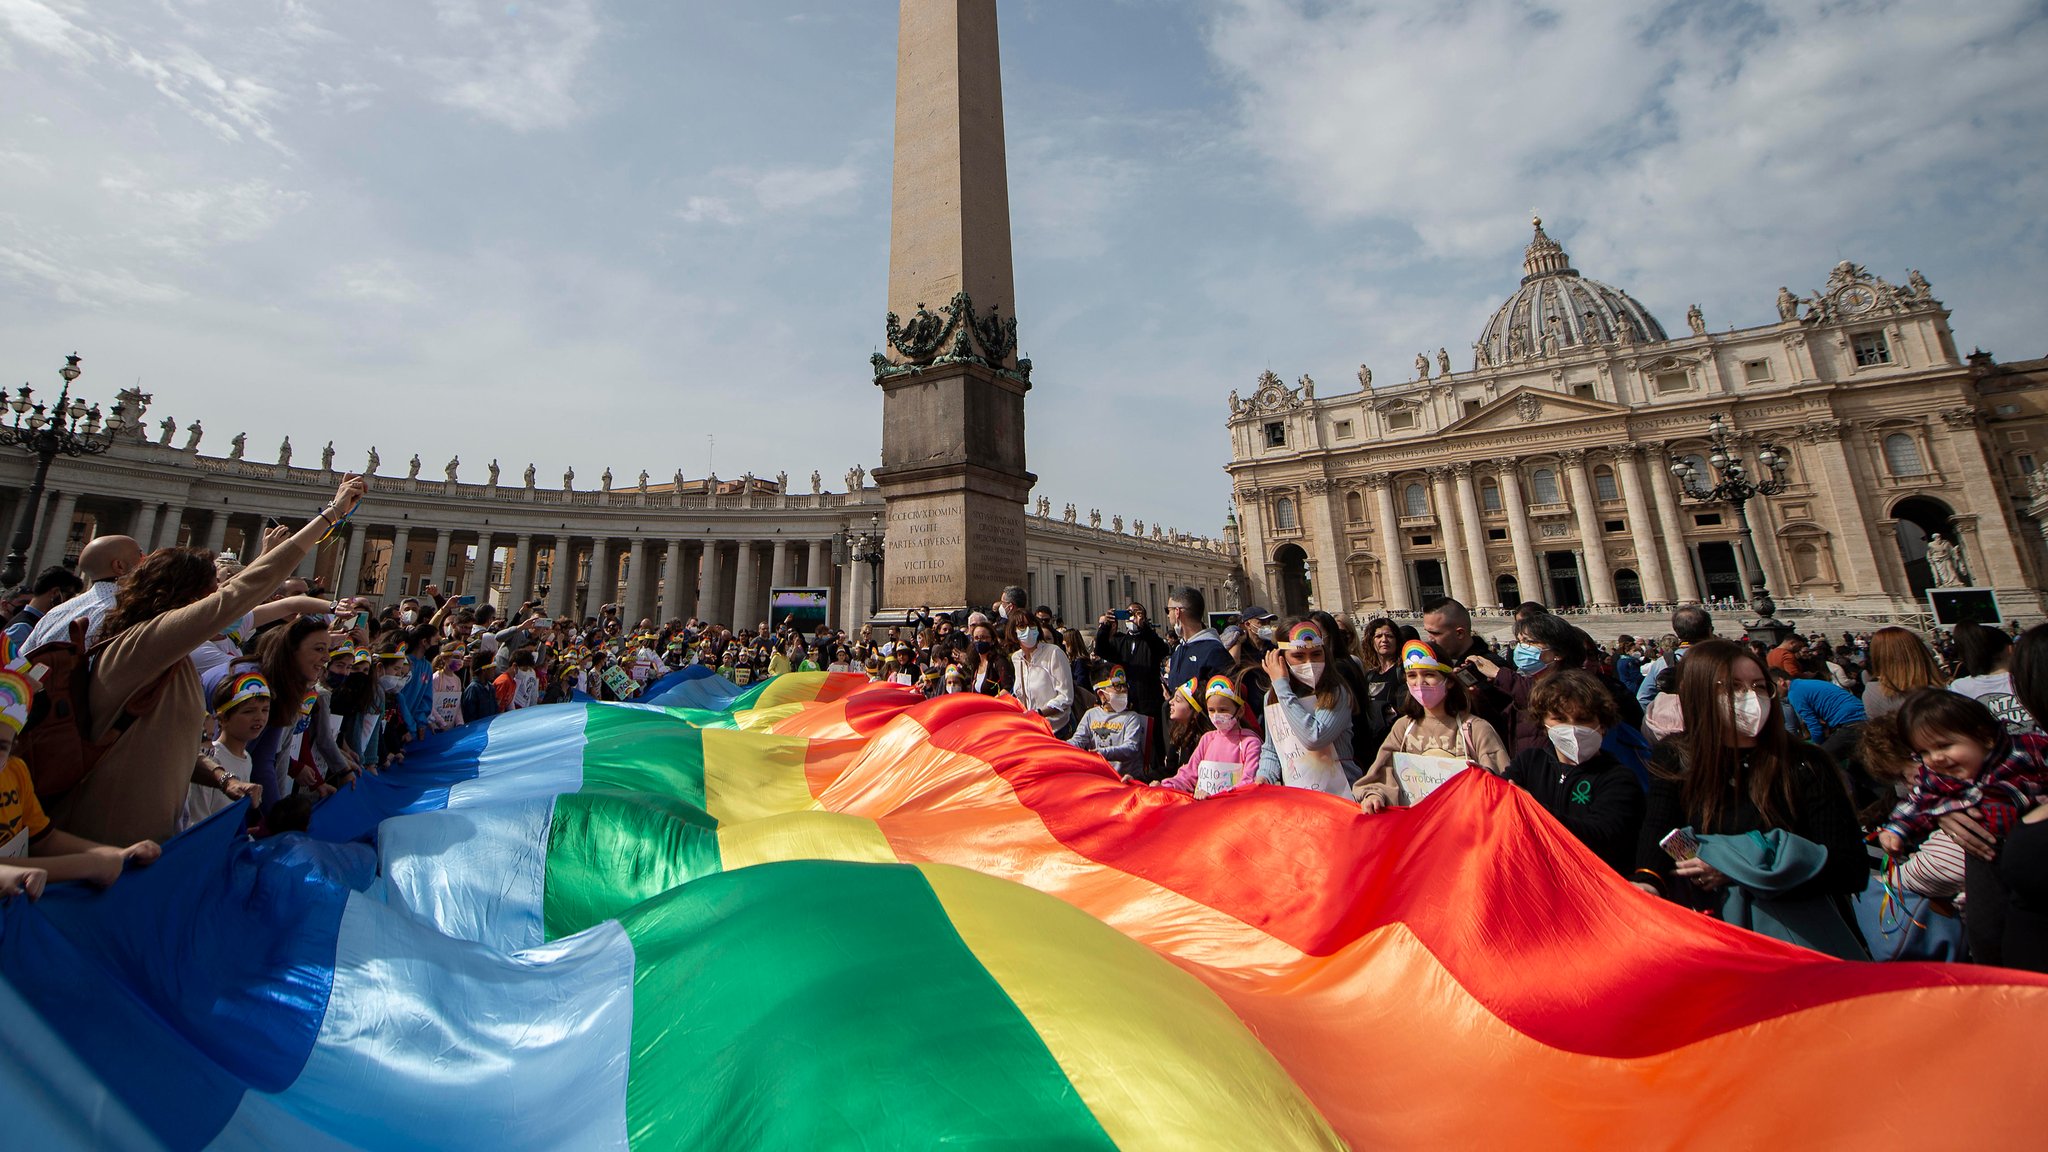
[1836,284,1878,315]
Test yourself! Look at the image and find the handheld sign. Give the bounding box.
[600,665,641,700]
[1195,759,1245,795]
[1392,753,1470,806]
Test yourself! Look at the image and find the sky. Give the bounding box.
[2,0,2044,539]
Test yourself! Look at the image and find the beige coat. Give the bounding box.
[51,538,307,844]
[1352,712,1511,807]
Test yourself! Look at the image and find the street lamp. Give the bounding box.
[1670,414,1795,646]
[0,355,125,589]
[847,512,886,616]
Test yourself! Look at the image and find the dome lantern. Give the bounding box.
[1475,216,1667,367]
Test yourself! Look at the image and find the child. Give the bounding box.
[1878,689,2048,855]
[429,645,465,732]
[185,671,271,831]
[1155,676,1262,797]
[461,651,501,722]
[495,649,542,711]
[1159,678,1213,785]
[1502,669,1644,874]
[1069,669,1147,777]
[0,637,161,887]
[1355,641,1511,812]
[1256,619,1357,795]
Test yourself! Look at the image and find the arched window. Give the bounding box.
[1274,497,1298,530]
[1594,466,1620,502]
[1793,543,1823,583]
[1403,483,1429,518]
[1885,433,1926,477]
[1481,479,1503,512]
[1345,490,1365,523]
[1531,468,1561,504]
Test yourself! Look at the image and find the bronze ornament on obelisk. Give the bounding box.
[870,0,1034,615]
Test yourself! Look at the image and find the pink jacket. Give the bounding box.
[1156,726,1263,794]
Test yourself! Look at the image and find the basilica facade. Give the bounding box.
[1226,219,2048,623]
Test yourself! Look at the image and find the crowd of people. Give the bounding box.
[1,472,2044,971]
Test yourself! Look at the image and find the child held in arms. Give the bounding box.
[0,637,161,898]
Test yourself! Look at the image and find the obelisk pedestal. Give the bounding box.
[871,0,1034,616]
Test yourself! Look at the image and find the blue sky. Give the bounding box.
[2,0,2044,537]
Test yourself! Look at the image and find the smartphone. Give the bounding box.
[353,611,370,631]
[263,516,281,530]
[1658,828,1700,862]
[455,595,477,606]
[1453,665,1483,690]
[1112,609,1131,622]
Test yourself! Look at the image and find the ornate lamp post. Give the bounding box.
[847,512,886,615]
[0,355,125,589]
[1670,414,1795,646]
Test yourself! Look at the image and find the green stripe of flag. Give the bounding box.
[542,791,723,941]
[617,859,1117,1150]
[576,707,711,807]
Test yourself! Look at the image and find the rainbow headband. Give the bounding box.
[1202,675,1246,709]
[1401,640,1453,675]
[216,671,272,715]
[0,635,38,735]
[1094,668,1128,695]
[1282,623,1327,651]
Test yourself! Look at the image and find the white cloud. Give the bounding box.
[676,158,872,225]
[676,195,740,225]
[425,0,602,131]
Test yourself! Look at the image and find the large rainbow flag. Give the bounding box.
[7,669,2046,1149]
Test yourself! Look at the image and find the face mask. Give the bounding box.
[1123,619,1141,635]
[1107,692,1129,713]
[401,611,417,625]
[1019,627,1040,648]
[1547,724,1604,765]
[1208,710,1239,731]
[1730,689,1769,738]
[973,640,994,655]
[1259,626,1278,642]
[1410,682,1448,709]
[379,674,407,692]
[1296,660,1324,687]
[1512,643,1546,672]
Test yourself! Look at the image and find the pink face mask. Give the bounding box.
[1409,682,1448,709]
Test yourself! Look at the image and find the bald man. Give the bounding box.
[24,534,145,652]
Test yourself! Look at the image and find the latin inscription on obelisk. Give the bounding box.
[871,0,1033,613]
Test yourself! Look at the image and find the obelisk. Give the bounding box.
[870,0,1033,615]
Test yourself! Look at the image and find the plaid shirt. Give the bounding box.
[1884,734,2048,845]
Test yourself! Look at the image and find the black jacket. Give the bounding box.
[1094,621,1172,706]
[1505,746,1645,876]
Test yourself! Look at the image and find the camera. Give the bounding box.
[1452,664,1483,690]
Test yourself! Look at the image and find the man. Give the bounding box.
[1238,605,1278,644]
[5,567,82,648]
[994,585,1028,627]
[1766,633,1809,678]
[25,535,144,651]
[1164,587,1230,694]
[1775,658,1867,767]
[1635,605,1714,709]
[1095,600,1172,773]
[1424,596,1513,741]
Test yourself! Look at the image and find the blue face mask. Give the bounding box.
[1512,642,1546,672]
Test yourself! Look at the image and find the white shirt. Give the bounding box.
[1010,642,1073,725]
[182,740,253,831]
[24,580,118,651]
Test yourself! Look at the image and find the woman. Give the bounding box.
[1947,622,2034,734]
[964,620,1011,697]
[50,475,366,844]
[1861,625,1945,720]
[1631,640,1868,959]
[1461,612,1590,755]
[240,617,357,811]
[1254,619,1355,795]
[1359,616,1407,759]
[1009,617,1073,734]
[1354,640,1509,812]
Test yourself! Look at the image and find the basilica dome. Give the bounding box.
[1474,218,1667,367]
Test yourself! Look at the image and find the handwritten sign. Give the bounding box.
[1393,753,1470,806]
[600,666,641,700]
[1195,759,1245,795]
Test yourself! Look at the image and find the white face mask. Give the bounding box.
[1546,724,1604,765]
[1259,626,1278,642]
[1123,619,1141,635]
[1296,660,1325,688]
[1730,689,1769,738]
[1019,627,1040,648]
[1208,710,1239,731]
[1107,692,1129,713]
[401,611,417,625]
[379,674,407,692]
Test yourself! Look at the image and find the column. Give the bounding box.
[624,537,652,623]
[547,541,575,618]
[663,539,689,621]
[1742,485,1789,601]
[1452,463,1494,608]
[731,540,758,630]
[699,541,726,625]
[467,532,496,604]
[1427,467,1471,603]
[200,504,229,556]
[1302,480,1346,614]
[338,525,368,599]
[1611,445,1671,604]
[807,539,829,590]
[1495,464,1543,608]
[1561,451,1616,607]
[587,536,613,616]
[387,525,412,598]
[1369,476,1410,612]
[131,503,161,556]
[1939,413,2030,595]
[509,534,535,609]
[1645,443,1704,602]
[770,537,792,592]
[427,528,454,592]
[156,503,186,550]
[37,491,80,572]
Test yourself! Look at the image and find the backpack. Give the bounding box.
[17,618,173,800]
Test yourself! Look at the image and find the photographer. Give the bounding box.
[1095,601,1172,776]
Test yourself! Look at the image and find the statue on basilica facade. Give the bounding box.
[776,470,788,492]
[1089,509,1102,530]
[228,433,246,461]
[1776,286,1800,322]
[524,463,537,489]
[563,465,576,490]
[1506,327,1529,359]
[1687,304,1707,336]
[1436,348,1451,377]
[811,470,823,495]
[158,416,176,446]
[1299,376,1315,400]
[278,437,292,467]
[407,454,422,480]
[185,422,204,452]
[445,457,460,483]
[1357,364,1372,389]
[488,459,500,486]
[1926,533,1971,587]
[1414,353,1430,380]
[846,465,865,492]
[1906,270,1932,301]
[638,470,650,495]
[321,441,335,471]
[1112,515,1124,534]
[365,445,378,475]
[1063,503,1077,524]
[601,468,613,492]
[1228,389,1242,413]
